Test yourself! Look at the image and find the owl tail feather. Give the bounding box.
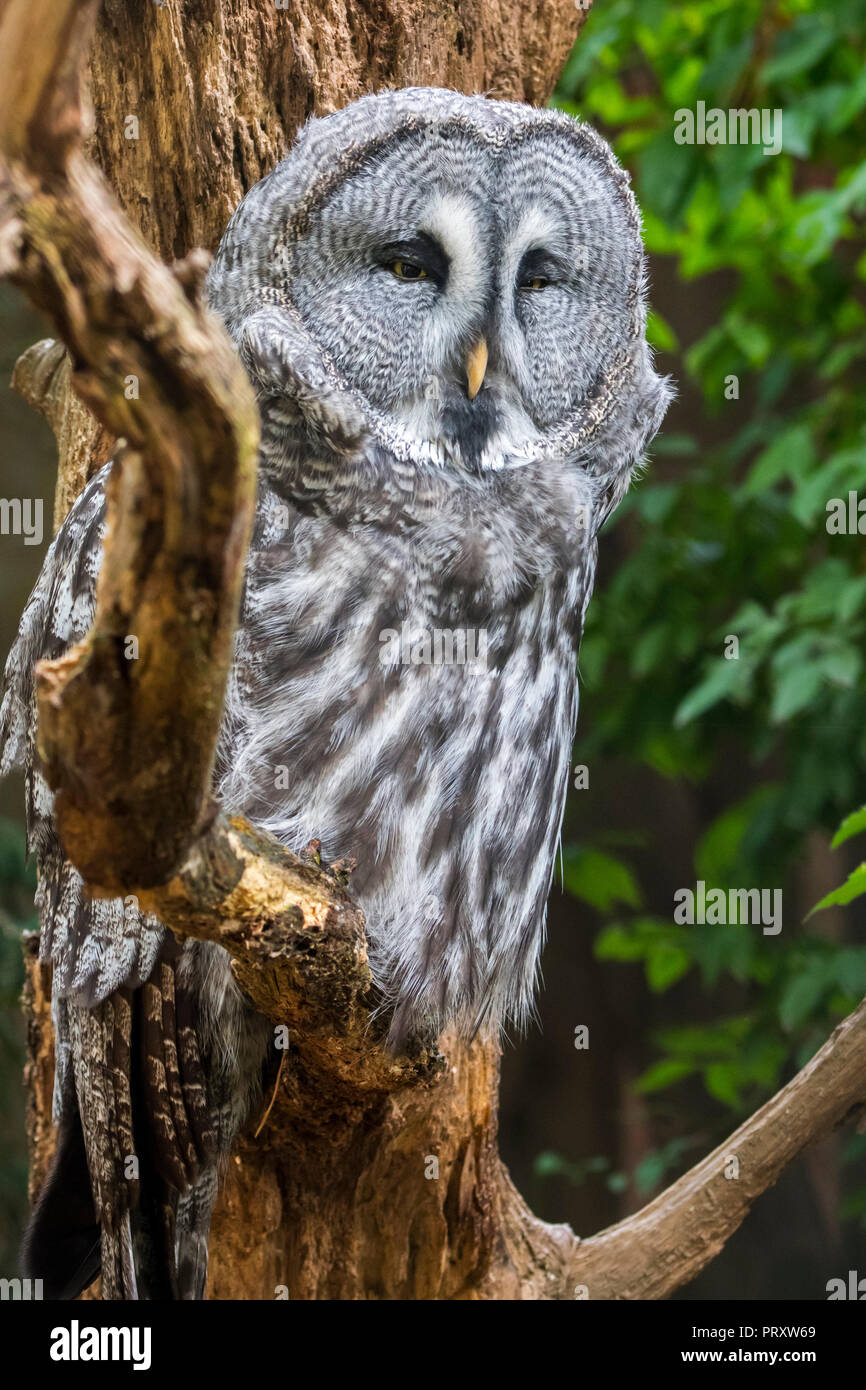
[100,1211,139,1299]
[28,941,220,1300]
[174,1167,219,1300]
[128,942,219,1299]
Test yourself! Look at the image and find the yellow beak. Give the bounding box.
[466,338,488,400]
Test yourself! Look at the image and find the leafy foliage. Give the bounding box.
[553,0,866,1216]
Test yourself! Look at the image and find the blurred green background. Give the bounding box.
[1,0,865,1296]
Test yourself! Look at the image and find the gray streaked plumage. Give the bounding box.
[1,87,671,1298]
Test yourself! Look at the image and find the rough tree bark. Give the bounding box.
[2,0,865,1301]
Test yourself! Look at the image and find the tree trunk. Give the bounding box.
[4,0,866,1302]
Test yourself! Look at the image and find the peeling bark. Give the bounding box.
[4,0,866,1301]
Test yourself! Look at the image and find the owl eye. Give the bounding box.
[520,275,550,291]
[388,259,428,281]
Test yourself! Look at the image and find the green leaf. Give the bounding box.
[533,1150,568,1179]
[833,948,866,997]
[740,424,815,499]
[633,1137,697,1194]
[634,1058,694,1095]
[808,864,866,916]
[779,963,833,1030]
[646,309,679,353]
[674,658,748,726]
[831,806,866,849]
[725,312,772,367]
[769,662,824,724]
[653,1017,752,1061]
[819,647,862,689]
[703,1062,742,1108]
[561,848,642,912]
[648,434,697,460]
[639,132,699,223]
[760,18,836,83]
[646,943,691,992]
[695,786,778,886]
[630,623,671,678]
[594,923,646,963]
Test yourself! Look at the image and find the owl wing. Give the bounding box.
[0,465,190,1299]
[5,465,238,1300]
[238,301,368,458]
[0,464,165,1036]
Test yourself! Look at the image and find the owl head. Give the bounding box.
[207,88,671,497]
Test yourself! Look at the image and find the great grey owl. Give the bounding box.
[0,87,671,1299]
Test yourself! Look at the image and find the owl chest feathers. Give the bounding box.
[217,460,592,1029]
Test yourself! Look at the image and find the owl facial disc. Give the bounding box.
[207,87,670,479]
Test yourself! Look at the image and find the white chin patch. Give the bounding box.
[390,379,542,472]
